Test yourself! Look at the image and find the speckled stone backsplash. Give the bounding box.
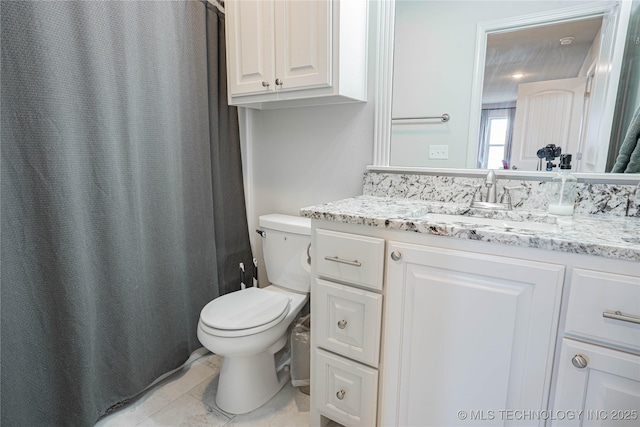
[363,172,640,217]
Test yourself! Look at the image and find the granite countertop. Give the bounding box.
[300,195,640,262]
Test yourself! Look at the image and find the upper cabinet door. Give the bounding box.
[225,0,367,108]
[225,0,275,96]
[273,0,331,91]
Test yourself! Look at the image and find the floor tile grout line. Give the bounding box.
[185,354,237,421]
[132,361,220,426]
[185,374,236,422]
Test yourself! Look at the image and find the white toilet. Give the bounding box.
[197,214,311,414]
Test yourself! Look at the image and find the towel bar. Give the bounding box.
[392,113,450,123]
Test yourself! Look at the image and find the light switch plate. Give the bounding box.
[429,145,449,159]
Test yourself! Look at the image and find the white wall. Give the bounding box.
[243,100,374,284]
[241,6,379,283]
[249,102,374,212]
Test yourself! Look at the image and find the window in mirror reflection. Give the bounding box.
[478,108,515,169]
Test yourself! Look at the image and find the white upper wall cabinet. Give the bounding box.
[225,0,368,109]
[275,0,330,91]
[225,0,276,96]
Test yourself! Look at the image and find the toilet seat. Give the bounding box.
[199,287,291,338]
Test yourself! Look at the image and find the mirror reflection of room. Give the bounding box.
[390,0,638,173]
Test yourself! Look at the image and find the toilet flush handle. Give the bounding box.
[256,229,266,238]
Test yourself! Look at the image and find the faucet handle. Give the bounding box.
[503,185,524,193]
[500,186,524,208]
[464,183,483,202]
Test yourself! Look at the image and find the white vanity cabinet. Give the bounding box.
[224,0,368,109]
[381,241,565,427]
[311,228,384,427]
[551,269,640,426]
[308,219,639,427]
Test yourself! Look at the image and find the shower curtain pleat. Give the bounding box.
[0,1,252,425]
[207,5,254,296]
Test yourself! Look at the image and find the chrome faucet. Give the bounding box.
[466,170,521,210]
[485,170,497,204]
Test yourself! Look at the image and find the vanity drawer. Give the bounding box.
[313,348,378,427]
[314,278,383,367]
[315,229,385,291]
[565,268,640,353]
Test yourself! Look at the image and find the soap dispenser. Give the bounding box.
[548,154,577,215]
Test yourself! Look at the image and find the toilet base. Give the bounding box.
[215,335,290,414]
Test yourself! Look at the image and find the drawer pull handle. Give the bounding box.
[603,310,640,325]
[324,256,362,267]
[337,320,348,329]
[571,354,588,369]
[336,389,346,400]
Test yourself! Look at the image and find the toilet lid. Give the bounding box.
[200,287,290,330]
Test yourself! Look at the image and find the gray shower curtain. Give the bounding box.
[1,1,252,426]
[207,2,255,295]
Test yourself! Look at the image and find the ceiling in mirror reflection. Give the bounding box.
[482,17,602,105]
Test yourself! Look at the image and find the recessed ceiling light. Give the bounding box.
[560,37,575,45]
[512,73,525,79]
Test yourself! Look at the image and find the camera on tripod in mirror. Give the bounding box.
[536,144,562,171]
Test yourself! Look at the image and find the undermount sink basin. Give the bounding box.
[418,212,559,233]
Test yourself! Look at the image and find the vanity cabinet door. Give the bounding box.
[380,241,565,427]
[314,278,383,367]
[552,339,640,427]
[314,348,378,427]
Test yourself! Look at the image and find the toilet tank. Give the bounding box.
[259,214,311,294]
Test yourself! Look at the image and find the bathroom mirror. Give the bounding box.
[384,0,637,173]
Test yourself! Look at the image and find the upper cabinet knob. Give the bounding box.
[390,251,402,261]
[275,78,283,86]
[262,81,269,88]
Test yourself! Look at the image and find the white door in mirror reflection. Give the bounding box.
[509,77,586,171]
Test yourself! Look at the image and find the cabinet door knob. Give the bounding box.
[391,251,402,261]
[571,354,588,369]
[261,81,270,88]
[337,319,348,329]
[336,389,346,400]
[275,78,283,86]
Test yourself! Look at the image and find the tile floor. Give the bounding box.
[95,352,311,427]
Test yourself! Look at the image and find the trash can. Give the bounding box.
[290,314,311,395]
